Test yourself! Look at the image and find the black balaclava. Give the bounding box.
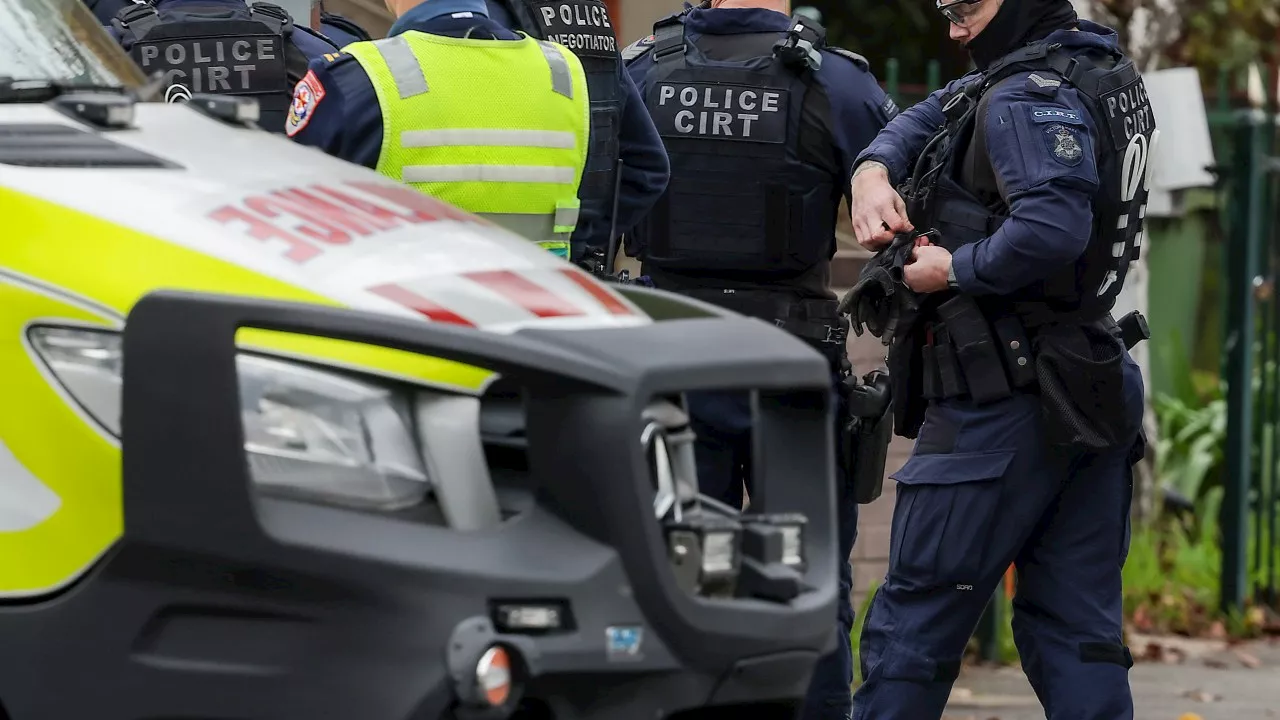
[964,0,1079,70]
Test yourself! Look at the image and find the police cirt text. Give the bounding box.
[1099,78,1155,152]
[135,37,283,98]
[652,82,788,143]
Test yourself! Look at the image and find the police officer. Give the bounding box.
[483,0,670,267]
[843,0,1156,718]
[624,2,898,718]
[105,0,345,133]
[285,0,592,259]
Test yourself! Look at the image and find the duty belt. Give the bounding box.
[921,307,1149,402]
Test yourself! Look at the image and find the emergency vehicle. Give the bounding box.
[0,2,843,718]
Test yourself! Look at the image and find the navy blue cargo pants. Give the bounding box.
[851,354,1145,720]
[687,373,858,720]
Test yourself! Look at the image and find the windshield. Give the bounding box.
[0,0,146,89]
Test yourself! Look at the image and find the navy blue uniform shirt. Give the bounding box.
[103,0,340,61]
[485,0,670,253]
[624,7,898,209]
[855,21,1119,298]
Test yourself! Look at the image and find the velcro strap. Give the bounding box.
[1079,642,1134,669]
[934,658,962,682]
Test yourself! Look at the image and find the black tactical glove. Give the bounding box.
[839,265,897,338]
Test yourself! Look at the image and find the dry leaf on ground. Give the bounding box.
[1234,650,1262,668]
[1181,689,1222,703]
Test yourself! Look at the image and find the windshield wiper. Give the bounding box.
[0,77,133,103]
[0,73,170,104]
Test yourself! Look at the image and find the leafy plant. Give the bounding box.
[850,580,879,687]
[1154,392,1227,501]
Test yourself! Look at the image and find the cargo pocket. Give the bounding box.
[887,450,1015,589]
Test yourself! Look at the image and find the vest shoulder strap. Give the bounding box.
[247,2,292,35]
[965,73,1021,203]
[773,12,827,72]
[650,14,687,65]
[111,3,160,43]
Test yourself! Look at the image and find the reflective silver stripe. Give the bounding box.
[554,204,579,228]
[374,36,429,99]
[401,129,575,149]
[402,165,576,184]
[477,212,560,241]
[537,40,574,99]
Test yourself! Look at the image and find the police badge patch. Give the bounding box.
[285,69,325,138]
[1043,123,1083,166]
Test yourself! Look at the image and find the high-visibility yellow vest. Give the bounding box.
[343,31,589,259]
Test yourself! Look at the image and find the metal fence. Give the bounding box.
[1219,96,1280,615]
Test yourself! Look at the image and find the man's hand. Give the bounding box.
[850,162,913,251]
[903,244,952,293]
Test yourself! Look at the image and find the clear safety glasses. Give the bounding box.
[936,0,984,25]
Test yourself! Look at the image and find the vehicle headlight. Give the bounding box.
[28,326,429,511]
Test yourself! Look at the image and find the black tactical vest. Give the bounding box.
[910,41,1157,324]
[629,14,849,285]
[498,0,622,232]
[112,1,322,133]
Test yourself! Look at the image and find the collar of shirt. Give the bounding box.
[390,0,490,35]
[1043,19,1120,53]
[683,7,790,36]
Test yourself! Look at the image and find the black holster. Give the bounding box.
[841,368,893,504]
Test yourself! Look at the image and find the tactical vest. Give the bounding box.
[497,0,622,239]
[909,41,1158,325]
[629,14,848,281]
[111,1,326,133]
[343,31,589,259]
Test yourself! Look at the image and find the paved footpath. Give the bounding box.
[941,636,1280,720]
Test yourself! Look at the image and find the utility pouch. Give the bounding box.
[992,314,1036,388]
[843,368,893,504]
[936,294,1011,404]
[1032,322,1129,450]
[932,325,969,399]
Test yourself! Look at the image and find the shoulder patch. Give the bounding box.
[1043,123,1084,166]
[824,46,869,71]
[285,68,326,138]
[1024,72,1062,98]
[1030,106,1084,125]
[880,94,900,119]
[622,35,655,64]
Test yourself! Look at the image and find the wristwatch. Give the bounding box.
[946,263,959,290]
